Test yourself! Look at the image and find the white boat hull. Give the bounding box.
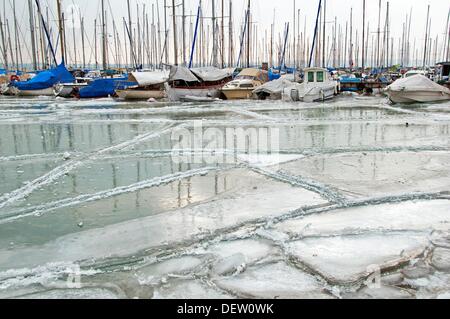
[116,89,166,100]
[387,90,450,104]
[166,83,222,101]
[17,87,55,96]
[285,84,337,102]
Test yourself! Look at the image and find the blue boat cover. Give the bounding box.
[78,76,137,98]
[11,63,74,91]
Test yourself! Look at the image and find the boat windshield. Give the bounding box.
[317,72,324,82]
[307,72,314,82]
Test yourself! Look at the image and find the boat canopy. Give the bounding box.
[128,71,169,86]
[253,77,296,96]
[169,66,200,82]
[11,63,74,91]
[237,68,269,82]
[387,74,450,93]
[79,76,136,98]
[169,65,233,82]
[190,67,233,82]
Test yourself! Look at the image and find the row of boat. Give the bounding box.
[1,62,449,104]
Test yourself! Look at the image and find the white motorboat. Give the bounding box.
[385,74,450,104]
[282,67,338,102]
[221,68,268,100]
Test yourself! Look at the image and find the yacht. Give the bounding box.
[221,68,269,100]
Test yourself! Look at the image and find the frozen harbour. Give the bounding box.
[0,95,450,299]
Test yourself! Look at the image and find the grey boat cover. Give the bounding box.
[169,66,200,82]
[253,77,296,95]
[129,71,169,86]
[191,67,234,82]
[387,74,450,93]
[169,65,233,82]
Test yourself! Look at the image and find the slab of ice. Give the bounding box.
[17,287,119,299]
[279,151,450,198]
[276,200,450,237]
[203,239,277,266]
[0,169,325,270]
[215,262,331,299]
[286,234,429,284]
[152,279,232,299]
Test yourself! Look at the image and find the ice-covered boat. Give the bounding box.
[165,66,233,101]
[115,71,169,100]
[8,63,74,96]
[283,67,338,102]
[385,74,450,104]
[221,68,269,100]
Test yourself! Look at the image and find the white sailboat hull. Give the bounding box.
[166,84,223,102]
[116,89,166,100]
[17,87,55,96]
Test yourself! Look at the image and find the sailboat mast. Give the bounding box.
[246,0,250,68]
[101,0,107,69]
[362,0,365,71]
[423,4,430,69]
[56,0,65,63]
[182,0,186,65]
[212,0,217,67]
[322,0,326,67]
[27,0,37,70]
[221,0,224,68]
[171,0,178,65]
[0,16,8,70]
[127,0,133,68]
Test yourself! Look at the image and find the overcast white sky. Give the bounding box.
[2,0,449,66]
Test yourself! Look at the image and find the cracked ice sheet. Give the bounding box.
[153,279,233,299]
[278,151,450,199]
[0,168,326,271]
[215,262,332,299]
[286,234,429,284]
[276,200,450,237]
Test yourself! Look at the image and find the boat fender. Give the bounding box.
[10,75,20,82]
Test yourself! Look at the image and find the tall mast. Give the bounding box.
[101,0,107,69]
[423,4,430,69]
[171,0,178,65]
[349,7,353,69]
[127,0,133,68]
[228,0,233,67]
[293,0,296,68]
[182,0,186,65]
[27,0,37,70]
[56,0,65,63]
[445,8,450,61]
[94,18,98,69]
[322,0,326,67]
[362,0,365,71]
[211,0,218,67]
[81,16,86,69]
[376,0,381,68]
[71,5,77,67]
[246,0,250,67]
[0,16,8,70]
[221,0,224,68]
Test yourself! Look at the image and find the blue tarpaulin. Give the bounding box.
[78,76,136,98]
[11,63,74,91]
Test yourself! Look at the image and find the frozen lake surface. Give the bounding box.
[0,95,449,299]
